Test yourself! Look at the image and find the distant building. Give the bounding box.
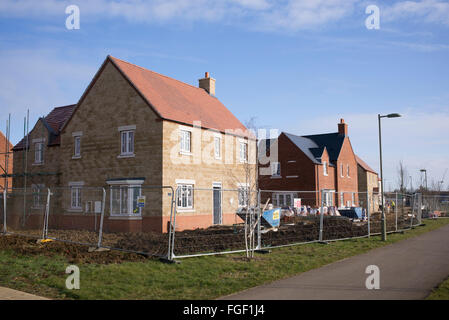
[258,119,359,208]
[355,155,379,212]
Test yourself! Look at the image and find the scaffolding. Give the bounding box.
[1,110,61,227]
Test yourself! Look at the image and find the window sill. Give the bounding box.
[117,153,135,159]
[72,156,81,160]
[32,162,44,166]
[286,176,299,179]
[270,176,282,179]
[67,208,83,213]
[177,208,195,213]
[108,215,142,220]
[179,151,192,156]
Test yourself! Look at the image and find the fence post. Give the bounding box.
[395,192,398,232]
[367,192,370,238]
[42,188,51,240]
[418,193,422,225]
[97,188,106,248]
[319,189,324,242]
[3,189,6,234]
[257,189,261,250]
[410,194,415,228]
[169,187,178,261]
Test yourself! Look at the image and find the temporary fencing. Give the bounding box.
[170,187,249,259]
[100,185,175,258]
[3,187,49,239]
[46,186,105,247]
[0,185,427,261]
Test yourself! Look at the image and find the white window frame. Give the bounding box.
[341,163,344,177]
[107,179,144,217]
[74,136,81,158]
[340,192,345,208]
[271,162,281,177]
[239,140,248,163]
[177,184,194,210]
[180,129,192,154]
[34,142,44,164]
[71,187,82,210]
[119,130,135,157]
[237,184,249,208]
[214,135,221,159]
[323,161,328,176]
[272,192,297,207]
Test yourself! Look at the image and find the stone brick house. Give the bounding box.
[12,105,76,190]
[0,130,13,190]
[16,55,256,233]
[356,155,380,212]
[258,119,359,208]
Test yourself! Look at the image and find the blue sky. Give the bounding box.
[0,0,448,191]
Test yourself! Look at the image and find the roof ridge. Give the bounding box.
[109,56,204,92]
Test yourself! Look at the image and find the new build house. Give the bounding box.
[258,119,359,208]
[356,155,380,212]
[12,56,256,233]
[1,130,13,190]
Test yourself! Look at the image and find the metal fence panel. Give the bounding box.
[171,188,248,258]
[4,188,48,239]
[99,185,173,258]
[46,187,104,246]
[258,190,321,248]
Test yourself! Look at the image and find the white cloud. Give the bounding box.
[0,48,97,144]
[382,0,449,26]
[0,0,358,30]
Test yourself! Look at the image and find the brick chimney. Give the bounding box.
[198,72,216,96]
[338,118,348,136]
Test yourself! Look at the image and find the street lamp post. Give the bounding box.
[378,113,401,241]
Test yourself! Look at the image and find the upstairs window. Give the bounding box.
[323,161,328,176]
[347,164,350,177]
[34,142,44,164]
[214,136,221,159]
[239,141,248,162]
[74,136,81,157]
[341,163,344,177]
[180,130,191,154]
[120,130,134,156]
[271,162,281,177]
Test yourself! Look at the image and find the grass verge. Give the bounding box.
[1,218,448,300]
[426,276,449,300]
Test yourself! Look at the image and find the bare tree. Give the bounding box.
[396,161,409,193]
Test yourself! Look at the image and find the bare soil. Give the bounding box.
[0,212,416,261]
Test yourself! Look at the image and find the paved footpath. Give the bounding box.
[0,287,49,300]
[221,224,449,300]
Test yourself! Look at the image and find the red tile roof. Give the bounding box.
[107,56,249,136]
[13,104,76,150]
[355,155,377,175]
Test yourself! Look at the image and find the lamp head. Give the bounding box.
[387,113,401,118]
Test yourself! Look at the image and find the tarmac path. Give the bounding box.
[221,223,449,300]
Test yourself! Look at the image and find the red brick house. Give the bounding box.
[0,130,13,190]
[259,119,359,208]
